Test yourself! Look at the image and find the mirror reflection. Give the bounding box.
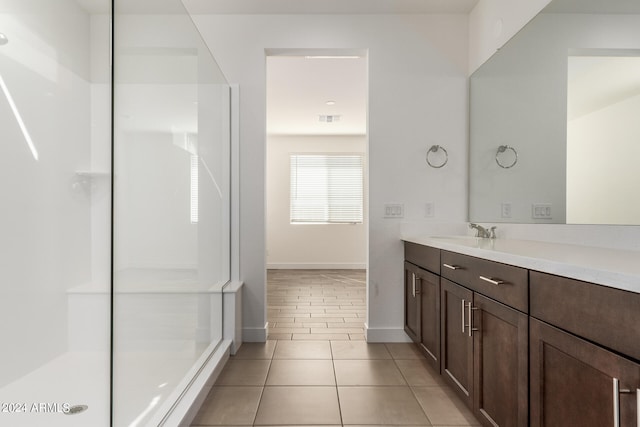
[469,0,640,225]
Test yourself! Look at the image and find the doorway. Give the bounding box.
[265,50,368,339]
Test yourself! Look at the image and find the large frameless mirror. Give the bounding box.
[469,0,640,225]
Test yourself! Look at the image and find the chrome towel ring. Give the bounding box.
[496,145,518,169]
[426,145,448,168]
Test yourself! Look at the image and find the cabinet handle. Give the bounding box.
[461,299,466,334]
[614,378,621,427]
[613,378,635,427]
[637,388,639,427]
[467,302,479,337]
[479,275,505,286]
[613,378,640,427]
[412,273,416,297]
[443,263,461,270]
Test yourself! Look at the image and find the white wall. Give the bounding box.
[190,14,469,341]
[468,0,551,74]
[267,135,367,269]
[567,93,640,224]
[0,0,102,385]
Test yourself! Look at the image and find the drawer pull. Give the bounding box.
[443,263,462,270]
[479,275,505,286]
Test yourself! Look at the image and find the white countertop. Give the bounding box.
[402,235,640,294]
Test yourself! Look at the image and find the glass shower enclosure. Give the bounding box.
[0,0,230,425]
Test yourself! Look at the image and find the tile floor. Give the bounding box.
[266,270,367,341]
[191,270,481,426]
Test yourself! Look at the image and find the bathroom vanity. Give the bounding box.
[403,236,640,427]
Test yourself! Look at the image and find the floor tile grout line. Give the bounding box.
[390,349,438,426]
[250,342,277,427]
[330,341,345,427]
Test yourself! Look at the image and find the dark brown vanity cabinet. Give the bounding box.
[530,272,640,427]
[440,251,529,427]
[405,241,640,427]
[404,243,441,371]
[404,261,421,343]
[473,293,528,427]
[530,318,640,427]
[440,278,473,406]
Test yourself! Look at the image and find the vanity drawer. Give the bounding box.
[530,271,640,361]
[441,251,528,313]
[405,242,440,274]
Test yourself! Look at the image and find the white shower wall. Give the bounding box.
[0,2,112,426]
[0,0,109,386]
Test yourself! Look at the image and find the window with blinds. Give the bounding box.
[290,154,364,224]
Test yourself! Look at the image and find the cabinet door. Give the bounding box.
[530,318,640,427]
[473,294,528,427]
[418,268,440,372]
[441,278,473,407]
[404,262,421,342]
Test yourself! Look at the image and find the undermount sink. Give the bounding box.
[425,235,498,249]
[429,235,487,242]
[428,235,481,240]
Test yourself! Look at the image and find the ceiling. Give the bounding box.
[266,55,368,136]
[567,55,640,120]
[543,0,640,14]
[76,0,478,14]
[183,0,478,14]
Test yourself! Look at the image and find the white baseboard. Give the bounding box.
[243,324,268,342]
[365,326,413,343]
[267,263,366,270]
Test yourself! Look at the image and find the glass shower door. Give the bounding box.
[112,1,231,425]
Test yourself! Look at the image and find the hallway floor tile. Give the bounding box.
[192,270,480,427]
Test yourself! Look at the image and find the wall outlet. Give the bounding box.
[501,202,512,218]
[384,203,404,218]
[532,203,552,219]
[425,202,435,218]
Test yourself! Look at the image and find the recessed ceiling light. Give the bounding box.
[326,100,336,106]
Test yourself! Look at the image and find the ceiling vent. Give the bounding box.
[319,115,341,123]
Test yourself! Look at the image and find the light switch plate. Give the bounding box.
[501,202,512,218]
[532,203,552,219]
[425,202,435,218]
[384,203,404,218]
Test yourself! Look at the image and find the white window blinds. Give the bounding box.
[290,154,364,224]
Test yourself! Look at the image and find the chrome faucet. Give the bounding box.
[469,223,496,239]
